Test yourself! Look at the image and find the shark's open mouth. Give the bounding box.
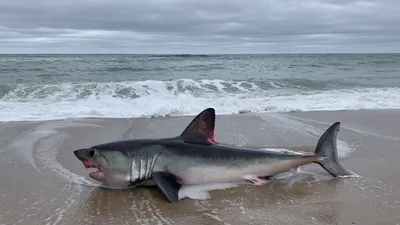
[82,160,106,183]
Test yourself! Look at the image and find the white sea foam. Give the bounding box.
[1,79,400,122]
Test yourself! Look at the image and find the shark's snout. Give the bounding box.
[73,148,97,164]
[73,148,105,182]
[73,148,89,161]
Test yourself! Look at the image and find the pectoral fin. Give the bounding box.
[151,172,181,203]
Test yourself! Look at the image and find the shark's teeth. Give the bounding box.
[82,159,98,169]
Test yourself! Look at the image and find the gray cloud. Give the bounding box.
[1,0,399,53]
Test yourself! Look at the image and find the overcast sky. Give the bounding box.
[1,0,399,54]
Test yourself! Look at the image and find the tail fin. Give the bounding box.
[314,122,353,177]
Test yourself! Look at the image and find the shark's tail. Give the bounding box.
[314,122,353,177]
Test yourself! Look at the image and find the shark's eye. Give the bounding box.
[88,149,95,158]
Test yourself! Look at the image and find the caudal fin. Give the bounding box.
[314,122,353,177]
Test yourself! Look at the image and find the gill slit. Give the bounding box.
[146,154,152,179]
[149,153,157,176]
[150,152,161,175]
[138,155,141,180]
[148,154,153,179]
[143,154,149,179]
[130,157,134,183]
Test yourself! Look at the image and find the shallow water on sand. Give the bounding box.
[1,110,400,225]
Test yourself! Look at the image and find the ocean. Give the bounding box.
[1,53,400,122]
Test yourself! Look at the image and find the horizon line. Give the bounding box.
[1,52,400,55]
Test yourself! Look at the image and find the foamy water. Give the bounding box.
[1,79,400,122]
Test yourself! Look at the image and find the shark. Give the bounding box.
[74,108,354,203]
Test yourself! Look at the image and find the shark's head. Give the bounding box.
[74,148,134,188]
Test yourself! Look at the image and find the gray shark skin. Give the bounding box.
[74,108,353,203]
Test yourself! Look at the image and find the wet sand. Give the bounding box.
[1,109,400,225]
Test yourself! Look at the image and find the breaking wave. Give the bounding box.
[1,79,400,122]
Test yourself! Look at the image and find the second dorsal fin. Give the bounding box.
[180,108,219,144]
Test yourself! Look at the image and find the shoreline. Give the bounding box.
[1,108,400,224]
[1,107,400,124]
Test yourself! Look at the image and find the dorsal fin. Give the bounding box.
[180,108,219,144]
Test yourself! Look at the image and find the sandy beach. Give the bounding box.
[1,109,400,225]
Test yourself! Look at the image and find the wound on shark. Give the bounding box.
[73,108,355,203]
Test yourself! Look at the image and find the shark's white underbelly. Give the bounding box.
[170,160,297,185]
